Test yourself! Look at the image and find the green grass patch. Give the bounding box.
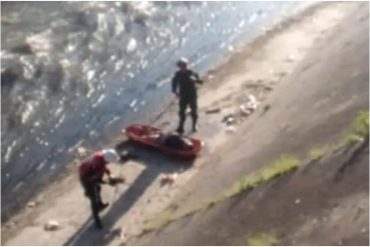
[308,146,328,161]
[351,111,369,137]
[228,154,299,197]
[246,232,279,246]
[342,111,369,146]
[343,133,364,146]
[138,111,369,238]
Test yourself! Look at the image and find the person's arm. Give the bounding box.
[87,173,104,184]
[104,166,112,182]
[105,167,111,176]
[191,71,203,84]
[93,164,111,184]
[172,72,179,96]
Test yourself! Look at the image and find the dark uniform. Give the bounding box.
[172,69,202,133]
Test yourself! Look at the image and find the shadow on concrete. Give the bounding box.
[64,139,195,246]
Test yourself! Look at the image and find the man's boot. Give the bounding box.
[192,116,198,132]
[94,217,103,229]
[91,200,103,229]
[98,201,109,212]
[177,116,185,134]
[177,125,184,134]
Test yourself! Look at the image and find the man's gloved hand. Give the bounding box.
[108,176,125,186]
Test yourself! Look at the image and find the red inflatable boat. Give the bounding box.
[122,124,203,158]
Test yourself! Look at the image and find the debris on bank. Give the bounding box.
[160,173,178,186]
[44,220,60,231]
[221,94,261,132]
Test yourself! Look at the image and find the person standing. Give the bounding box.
[172,58,203,134]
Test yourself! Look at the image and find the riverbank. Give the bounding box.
[2,2,368,245]
[1,1,304,223]
[132,1,369,245]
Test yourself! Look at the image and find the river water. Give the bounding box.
[1,1,304,220]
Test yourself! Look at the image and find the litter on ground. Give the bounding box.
[205,108,221,114]
[160,173,178,186]
[44,220,60,231]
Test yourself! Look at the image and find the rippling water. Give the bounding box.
[1,1,304,219]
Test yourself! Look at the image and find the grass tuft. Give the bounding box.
[351,111,369,137]
[229,154,299,197]
[308,146,328,161]
[342,111,369,146]
[246,232,279,246]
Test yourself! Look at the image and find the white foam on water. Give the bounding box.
[36,160,47,171]
[21,103,35,124]
[110,55,117,61]
[13,182,24,191]
[19,56,37,80]
[238,20,245,28]
[69,140,85,153]
[87,70,96,81]
[89,130,98,137]
[86,84,95,98]
[141,60,148,69]
[249,13,258,23]
[26,30,52,52]
[50,163,57,170]
[130,99,137,108]
[126,38,137,53]
[180,23,190,33]
[115,61,124,72]
[4,140,17,163]
[97,13,108,32]
[55,114,66,128]
[100,70,107,79]
[0,50,15,59]
[116,89,123,96]
[67,44,75,53]
[106,116,120,126]
[54,107,63,117]
[115,17,125,35]
[157,78,170,88]
[92,94,106,108]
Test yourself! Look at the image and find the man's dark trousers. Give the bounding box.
[178,96,197,133]
[82,182,103,228]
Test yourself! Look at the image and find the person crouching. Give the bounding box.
[78,149,119,229]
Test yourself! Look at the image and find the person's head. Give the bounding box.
[177,57,188,70]
[102,149,119,163]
